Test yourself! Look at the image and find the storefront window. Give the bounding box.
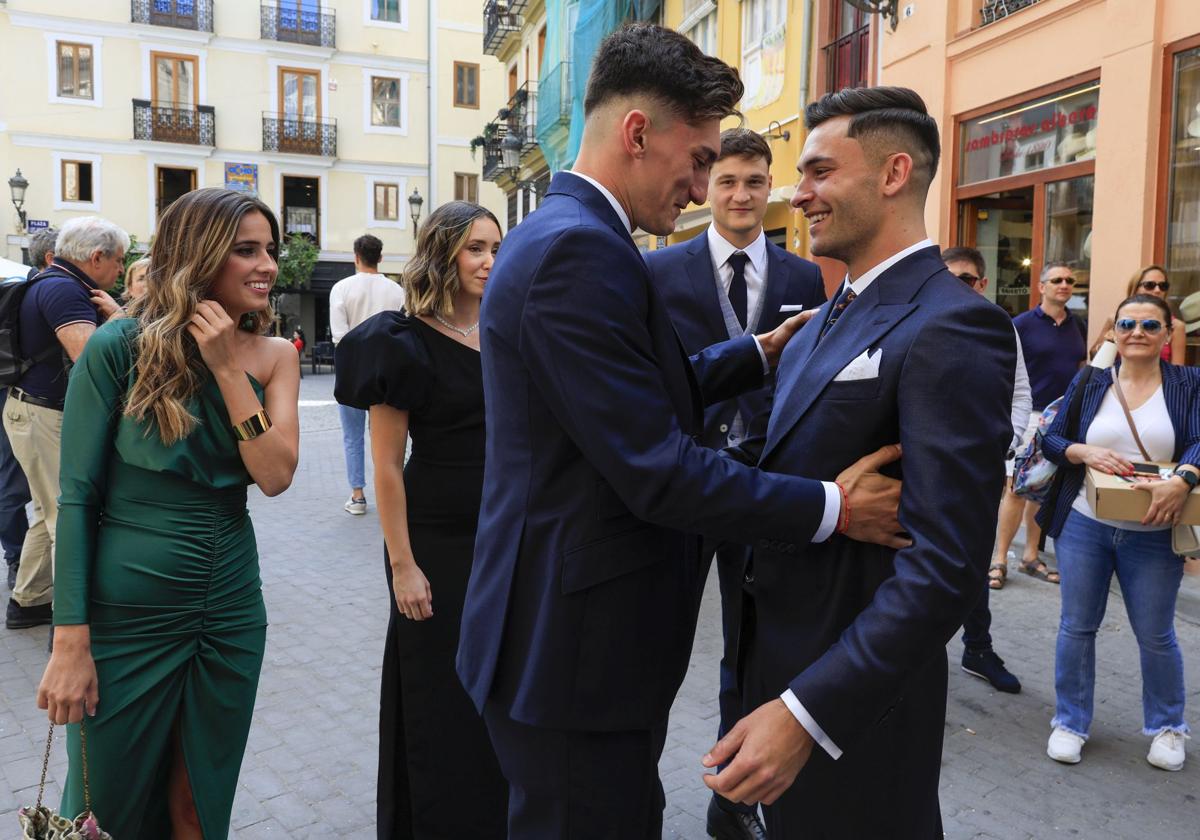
[959,83,1099,185]
[1165,47,1200,316]
[1045,174,1094,324]
[958,188,1034,317]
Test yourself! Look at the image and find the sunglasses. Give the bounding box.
[1114,318,1164,335]
[1139,280,1170,292]
[955,272,980,284]
[1044,276,1075,286]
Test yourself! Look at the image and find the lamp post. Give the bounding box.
[407,187,424,236]
[501,134,540,197]
[8,169,29,231]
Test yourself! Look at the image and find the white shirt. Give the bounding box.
[1010,332,1032,450]
[707,226,767,327]
[329,271,406,344]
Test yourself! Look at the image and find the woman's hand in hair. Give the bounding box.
[188,299,241,376]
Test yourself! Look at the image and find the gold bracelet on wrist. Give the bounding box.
[232,410,272,442]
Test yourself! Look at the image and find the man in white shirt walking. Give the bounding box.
[330,234,405,514]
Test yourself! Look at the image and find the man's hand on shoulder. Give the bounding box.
[701,698,815,806]
[89,289,124,322]
[837,443,911,550]
[756,309,820,368]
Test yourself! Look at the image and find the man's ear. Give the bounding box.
[880,152,914,198]
[977,276,989,293]
[622,109,651,159]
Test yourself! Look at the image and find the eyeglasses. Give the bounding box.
[1114,318,1164,335]
[1044,276,1075,286]
[955,271,980,284]
[1139,280,1170,292]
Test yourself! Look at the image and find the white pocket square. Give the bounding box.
[833,348,882,382]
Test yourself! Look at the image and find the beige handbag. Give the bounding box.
[18,721,111,840]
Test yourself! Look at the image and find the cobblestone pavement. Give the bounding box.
[1,372,1197,838]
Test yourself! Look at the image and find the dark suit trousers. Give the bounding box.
[483,701,668,840]
[960,581,994,653]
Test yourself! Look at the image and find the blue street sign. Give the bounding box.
[26,220,49,232]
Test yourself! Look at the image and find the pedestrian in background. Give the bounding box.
[329,234,405,516]
[123,256,150,304]
[334,201,507,839]
[1089,266,1187,365]
[991,262,1087,588]
[25,227,58,281]
[1038,293,1195,771]
[36,187,300,837]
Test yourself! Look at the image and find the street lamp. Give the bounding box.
[844,0,900,30]
[407,187,423,235]
[8,169,29,230]
[501,134,541,197]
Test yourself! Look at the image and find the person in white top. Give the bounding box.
[942,246,1030,696]
[330,234,406,514]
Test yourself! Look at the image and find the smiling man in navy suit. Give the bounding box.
[702,87,1017,838]
[646,127,825,840]
[457,26,909,840]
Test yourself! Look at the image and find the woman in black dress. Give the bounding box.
[334,201,506,839]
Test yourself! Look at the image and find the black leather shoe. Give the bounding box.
[961,648,1021,694]
[5,597,51,629]
[706,795,767,840]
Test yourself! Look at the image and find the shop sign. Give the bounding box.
[25,219,49,232]
[224,163,258,196]
[959,84,1099,185]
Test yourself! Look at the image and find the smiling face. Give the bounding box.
[206,211,278,316]
[454,217,502,300]
[792,116,885,264]
[1114,300,1170,362]
[631,111,720,235]
[710,154,772,244]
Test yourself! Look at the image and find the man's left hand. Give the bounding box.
[701,698,815,806]
[757,310,819,368]
[90,289,124,322]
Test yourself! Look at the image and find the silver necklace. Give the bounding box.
[434,312,479,337]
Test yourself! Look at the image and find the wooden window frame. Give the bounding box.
[454,172,479,203]
[61,159,94,202]
[155,165,197,216]
[150,51,199,108]
[374,182,400,221]
[56,41,93,99]
[370,74,402,126]
[278,66,322,120]
[453,62,480,109]
[1154,32,1200,267]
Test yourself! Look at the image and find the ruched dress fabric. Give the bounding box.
[54,318,267,839]
[334,313,507,840]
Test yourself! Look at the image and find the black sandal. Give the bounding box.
[988,563,1007,590]
[1019,559,1060,585]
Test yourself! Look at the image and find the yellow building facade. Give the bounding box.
[0,0,505,340]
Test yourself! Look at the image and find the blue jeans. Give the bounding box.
[1052,510,1188,738]
[338,404,366,492]
[0,388,30,566]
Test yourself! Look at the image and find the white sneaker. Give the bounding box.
[344,496,367,515]
[1147,730,1187,771]
[1047,727,1084,764]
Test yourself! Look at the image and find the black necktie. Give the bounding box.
[820,285,857,339]
[727,252,749,330]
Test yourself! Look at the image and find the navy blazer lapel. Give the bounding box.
[685,235,730,343]
[546,172,640,257]
[758,244,790,331]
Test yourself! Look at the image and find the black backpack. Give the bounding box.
[0,270,67,387]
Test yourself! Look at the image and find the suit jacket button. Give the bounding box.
[719,423,729,433]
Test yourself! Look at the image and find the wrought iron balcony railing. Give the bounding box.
[484,0,525,56]
[262,113,337,156]
[133,99,215,146]
[980,0,1041,26]
[261,2,336,48]
[481,121,508,182]
[822,24,870,94]
[503,81,538,152]
[131,0,213,31]
[537,61,571,137]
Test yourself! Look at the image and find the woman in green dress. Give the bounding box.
[35,188,300,838]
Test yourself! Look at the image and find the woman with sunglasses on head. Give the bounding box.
[1037,293,1197,772]
[35,188,300,838]
[1090,266,1186,364]
[334,201,507,839]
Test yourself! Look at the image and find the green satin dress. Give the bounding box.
[54,318,267,839]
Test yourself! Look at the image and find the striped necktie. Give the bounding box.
[819,286,857,339]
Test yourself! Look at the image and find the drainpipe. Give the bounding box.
[427,0,437,210]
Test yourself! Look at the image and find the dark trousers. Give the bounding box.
[0,389,30,568]
[708,541,756,816]
[483,701,668,840]
[960,581,993,653]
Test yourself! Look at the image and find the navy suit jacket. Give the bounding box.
[457,172,831,732]
[646,232,826,449]
[745,247,1015,828]
[1037,361,1200,539]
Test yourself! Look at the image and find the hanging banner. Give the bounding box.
[224,163,259,196]
[742,23,787,111]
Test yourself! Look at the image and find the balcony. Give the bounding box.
[503,82,538,152]
[262,113,337,157]
[133,99,215,146]
[980,0,1042,26]
[261,2,336,49]
[484,0,525,56]
[537,61,571,138]
[822,24,870,94]
[481,121,508,182]
[131,0,213,31]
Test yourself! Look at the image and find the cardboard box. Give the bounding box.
[1085,464,1200,525]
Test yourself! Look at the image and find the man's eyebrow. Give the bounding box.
[798,155,835,172]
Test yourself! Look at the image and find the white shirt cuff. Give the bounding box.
[780,689,842,760]
[811,482,841,543]
[751,336,770,375]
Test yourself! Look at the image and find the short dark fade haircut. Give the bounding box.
[941,246,985,278]
[718,128,772,167]
[804,86,941,189]
[354,233,383,268]
[584,23,744,124]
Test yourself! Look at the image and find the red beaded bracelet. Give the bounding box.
[835,481,850,535]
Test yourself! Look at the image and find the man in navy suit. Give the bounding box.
[703,87,1017,838]
[646,127,826,840]
[458,26,907,840]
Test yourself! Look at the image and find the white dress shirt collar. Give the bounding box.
[706,226,767,277]
[844,238,934,296]
[564,170,632,234]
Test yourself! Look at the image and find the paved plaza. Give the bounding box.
[1,372,1198,838]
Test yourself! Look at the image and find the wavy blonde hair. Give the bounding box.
[125,188,279,444]
[403,201,501,317]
